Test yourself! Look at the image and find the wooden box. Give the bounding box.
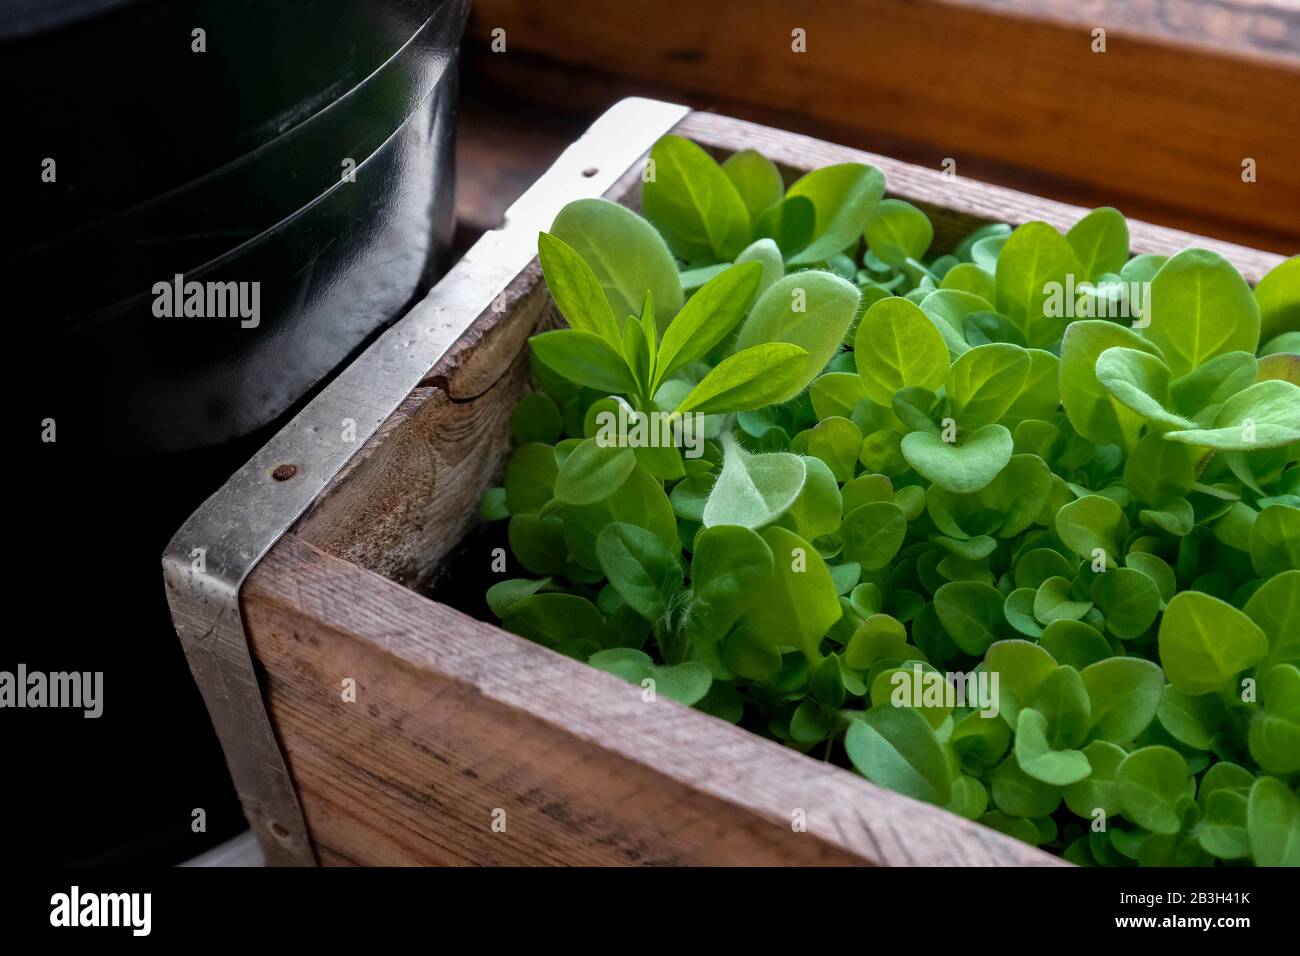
[172,99,1284,867]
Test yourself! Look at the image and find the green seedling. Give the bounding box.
[480,136,1300,866]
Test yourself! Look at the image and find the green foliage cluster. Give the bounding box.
[479,134,1300,865]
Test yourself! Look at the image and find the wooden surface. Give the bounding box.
[243,533,1059,866]
[293,267,550,588]
[463,0,1300,253]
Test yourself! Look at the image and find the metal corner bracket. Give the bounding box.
[162,98,690,866]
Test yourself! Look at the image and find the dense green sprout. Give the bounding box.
[481,134,1300,866]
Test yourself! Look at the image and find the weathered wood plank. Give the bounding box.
[244,533,1061,866]
[292,269,552,588]
[467,0,1300,252]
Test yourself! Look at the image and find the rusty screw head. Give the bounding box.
[271,463,298,481]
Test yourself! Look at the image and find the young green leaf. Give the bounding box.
[1123,432,1196,505]
[588,648,713,706]
[511,393,563,447]
[736,271,861,394]
[941,262,998,302]
[654,261,763,387]
[1116,746,1188,835]
[994,221,1083,348]
[722,625,783,682]
[507,514,567,576]
[1090,567,1160,639]
[1247,775,1300,866]
[1038,621,1110,673]
[756,195,815,258]
[1169,350,1258,416]
[918,289,986,358]
[901,424,1013,494]
[864,198,933,267]
[686,525,775,645]
[1066,207,1130,281]
[1158,590,1268,695]
[798,416,862,482]
[1033,576,1093,626]
[550,197,683,327]
[563,465,677,570]
[845,707,952,805]
[1145,249,1260,378]
[1059,320,1164,447]
[486,577,552,619]
[785,163,885,265]
[946,343,1031,427]
[537,231,622,342]
[1081,656,1162,744]
[595,522,683,623]
[1194,787,1249,859]
[721,148,785,220]
[1095,347,1194,429]
[1248,663,1300,774]
[1056,494,1129,567]
[529,329,639,395]
[504,442,559,514]
[854,296,951,405]
[554,437,637,505]
[785,456,843,540]
[1163,379,1300,451]
[1254,255,1300,344]
[743,525,842,663]
[674,342,811,415]
[840,501,907,570]
[934,581,1006,656]
[1062,740,1127,818]
[702,435,807,529]
[643,134,751,262]
[733,238,785,298]
[1015,708,1092,785]
[1158,685,1225,751]
[1243,569,1300,667]
[989,753,1061,817]
[502,593,603,649]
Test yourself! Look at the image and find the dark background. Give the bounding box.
[6,0,466,865]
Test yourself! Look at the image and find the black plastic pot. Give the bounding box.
[6,0,469,865]
[7,0,438,253]
[11,0,468,452]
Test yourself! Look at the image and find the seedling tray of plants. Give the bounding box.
[219,99,1297,866]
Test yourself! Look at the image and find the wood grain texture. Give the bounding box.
[244,533,1060,866]
[292,266,554,588]
[467,0,1300,252]
[942,0,1300,62]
